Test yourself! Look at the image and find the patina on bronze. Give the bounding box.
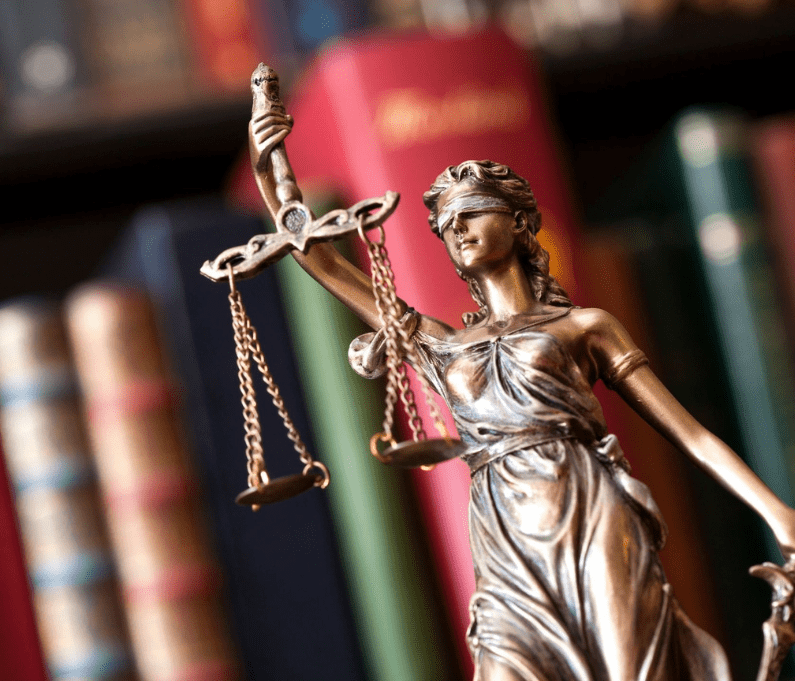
[202,65,795,680]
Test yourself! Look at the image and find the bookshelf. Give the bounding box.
[2,5,795,680]
[546,5,795,207]
[3,7,793,243]
[0,95,250,298]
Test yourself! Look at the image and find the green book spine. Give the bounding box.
[275,236,459,681]
[674,109,795,512]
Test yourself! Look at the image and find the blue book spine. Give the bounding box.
[110,200,369,681]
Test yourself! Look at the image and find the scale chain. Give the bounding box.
[359,219,450,446]
[366,237,424,443]
[229,288,268,491]
[227,268,329,498]
[244,314,314,470]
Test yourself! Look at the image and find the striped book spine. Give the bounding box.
[65,284,239,681]
[0,299,135,681]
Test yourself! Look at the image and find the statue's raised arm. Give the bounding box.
[201,64,403,331]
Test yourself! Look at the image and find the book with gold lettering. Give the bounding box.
[0,298,135,681]
[64,284,240,681]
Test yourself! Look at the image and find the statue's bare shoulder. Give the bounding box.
[546,307,639,386]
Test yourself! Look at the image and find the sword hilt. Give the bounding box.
[250,64,302,216]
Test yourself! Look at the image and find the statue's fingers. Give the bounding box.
[254,126,291,150]
[269,128,290,146]
[252,124,293,144]
[252,113,293,130]
[253,129,291,159]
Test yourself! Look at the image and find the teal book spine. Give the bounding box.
[673,109,795,513]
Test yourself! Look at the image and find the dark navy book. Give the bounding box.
[105,198,367,681]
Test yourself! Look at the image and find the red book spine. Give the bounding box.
[178,0,262,92]
[751,117,795,347]
[0,449,47,681]
[65,284,240,681]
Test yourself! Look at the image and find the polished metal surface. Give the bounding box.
[200,192,400,282]
[206,63,795,680]
[235,473,323,506]
[374,438,469,468]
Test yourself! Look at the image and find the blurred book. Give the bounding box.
[498,0,624,52]
[0,0,88,131]
[250,0,370,77]
[587,107,795,679]
[75,0,192,116]
[580,230,726,644]
[104,200,370,681]
[751,115,795,354]
[64,284,241,681]
[178,0,261,93]
[0,298,135,681]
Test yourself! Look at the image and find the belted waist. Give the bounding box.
[462,433,581,474]
[463,433,667,550]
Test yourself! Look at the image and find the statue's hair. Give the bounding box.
[423,160,572,326]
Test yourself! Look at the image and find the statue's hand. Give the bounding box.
[249,112,294,171]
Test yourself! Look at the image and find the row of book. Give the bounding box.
[0,196,465,680]
[3,0,793,136]
[0,0,368,133]
[585,109,795,680]
[497,0,795,55]
[2,27,795,681]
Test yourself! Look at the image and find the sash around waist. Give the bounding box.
[462,432,668,550]
[461,432,584,474]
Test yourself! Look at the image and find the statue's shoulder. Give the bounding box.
[567,307,624,337]
[414,313,459,342]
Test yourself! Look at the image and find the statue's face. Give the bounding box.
[436,181,520,276]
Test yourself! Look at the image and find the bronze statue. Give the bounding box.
[202,66,795,681]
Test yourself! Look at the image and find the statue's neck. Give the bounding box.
[476,261,542,323]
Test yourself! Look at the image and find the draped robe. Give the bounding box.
[350,307,731,680]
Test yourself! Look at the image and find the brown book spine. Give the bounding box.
[0,299,135,681]
[581,233,726,644]
[75,0,193,115]
[65,284,239,681]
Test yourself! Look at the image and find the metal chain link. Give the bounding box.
[228,285,269,491]
[358,220,450,448]
[227,268,329,492]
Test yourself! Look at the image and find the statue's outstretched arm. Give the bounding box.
[586,308,795,560]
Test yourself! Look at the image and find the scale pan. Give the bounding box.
[235,472,322,506]
[378,438,467,468]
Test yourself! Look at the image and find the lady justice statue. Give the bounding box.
[202,65,795,681]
